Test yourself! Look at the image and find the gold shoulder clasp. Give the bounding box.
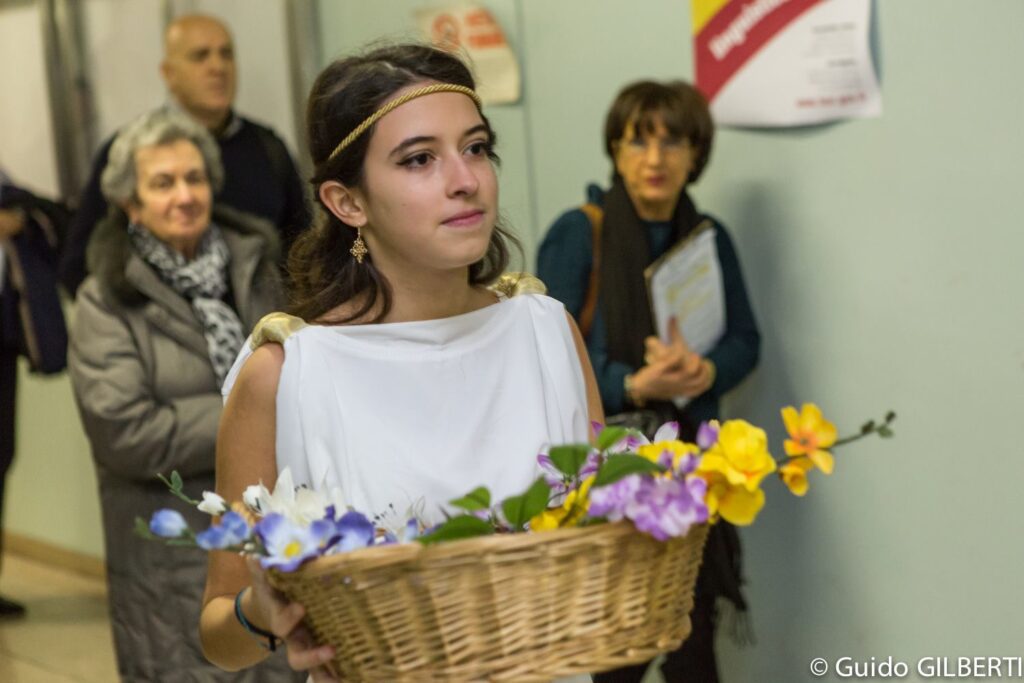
[250,312,308,350]
[489,272,548,299]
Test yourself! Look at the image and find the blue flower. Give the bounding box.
[150,509,188,538]
[255,513,331,571]
[195,511,250,550]
[336,510,374,552]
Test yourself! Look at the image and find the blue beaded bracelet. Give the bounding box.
[234,588,279,652]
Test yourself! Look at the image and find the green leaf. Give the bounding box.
[134,516,155,540]
[157,471,199,505]
[877,425,894,438]
[418,515,495,545]
[449,486,492,512]
[593,454,665,488]
[860,420,876,434]
[597,426,629,452]
[501,477,552,530]
[548,445,592,477]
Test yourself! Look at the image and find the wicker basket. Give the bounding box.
[269,521,708,682]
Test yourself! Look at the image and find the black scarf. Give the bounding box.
[599,177,751,635]
[599,175,703,373]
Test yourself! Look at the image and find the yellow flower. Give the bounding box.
[779,457,814,497]
[782,404,837,474]
[696,419,776,492]
[704,473,766,526]
[529,477,594,531]
[530,507,569,531]
[637,440,700,474]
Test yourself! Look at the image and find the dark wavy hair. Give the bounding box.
[603,80,715,184]
[288,43,519,323]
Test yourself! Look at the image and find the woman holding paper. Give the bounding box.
[538,80,760,683]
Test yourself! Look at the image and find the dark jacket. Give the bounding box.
[0,183,70,373]
[67,205,302,682]
[537,184,761,427]
[60,112,310,295]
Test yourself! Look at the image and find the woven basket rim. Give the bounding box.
[271,520,709,581]
[267,522,711,681]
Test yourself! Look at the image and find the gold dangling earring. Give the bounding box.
[350,228,368,264]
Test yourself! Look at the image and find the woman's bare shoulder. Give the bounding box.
[229,343,286,408]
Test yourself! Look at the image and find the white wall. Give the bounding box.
[0,3,60,195]
[706,2,1024,679]
[82,0,167,143]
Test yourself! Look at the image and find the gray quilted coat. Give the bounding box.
[69,205,303,682]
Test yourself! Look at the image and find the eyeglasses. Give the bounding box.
[617,135,692,157]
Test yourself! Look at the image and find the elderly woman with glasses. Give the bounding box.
[538,80,761,683]
[67,109,302,682]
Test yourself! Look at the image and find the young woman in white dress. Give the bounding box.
[198,44,603,680]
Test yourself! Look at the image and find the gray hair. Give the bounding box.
[100,109,224,206]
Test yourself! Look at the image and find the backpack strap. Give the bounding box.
[578,202,603,338]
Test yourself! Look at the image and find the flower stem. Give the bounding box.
[833,410,897,448]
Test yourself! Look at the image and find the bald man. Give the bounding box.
[60,14,309,294]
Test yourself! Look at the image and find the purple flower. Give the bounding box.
[255,513,330,571]
[195,511,250,550]
[674,453,699,477]
[380,517,421,546]
[609,433,645,454]
[588,475,644,521]
[537,453,566,491]
[336,510,375,552]
[653,422,680,443]
[404,517,420,541]
[625,477,708,541]
[697,421,720,450]
[149,509,188,538]
[657,450,676,470]
[538,450,602,503]
[580,451,602,478]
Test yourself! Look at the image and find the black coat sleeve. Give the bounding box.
[60,139,114,295]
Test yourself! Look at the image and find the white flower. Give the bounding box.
[242,483,268,514]
[242,467,330,525]
[375,496,427,540]
[197,491,228,515]
[290,487,329,526]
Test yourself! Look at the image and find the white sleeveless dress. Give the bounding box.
[224,292,590,526]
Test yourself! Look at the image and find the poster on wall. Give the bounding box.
[415,4,521,105]
[692,0,882,127]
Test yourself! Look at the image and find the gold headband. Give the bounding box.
[327,83,483,163]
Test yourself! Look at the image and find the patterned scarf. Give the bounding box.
[128,223,245,386]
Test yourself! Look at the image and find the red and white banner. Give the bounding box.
[693,0,881,127]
